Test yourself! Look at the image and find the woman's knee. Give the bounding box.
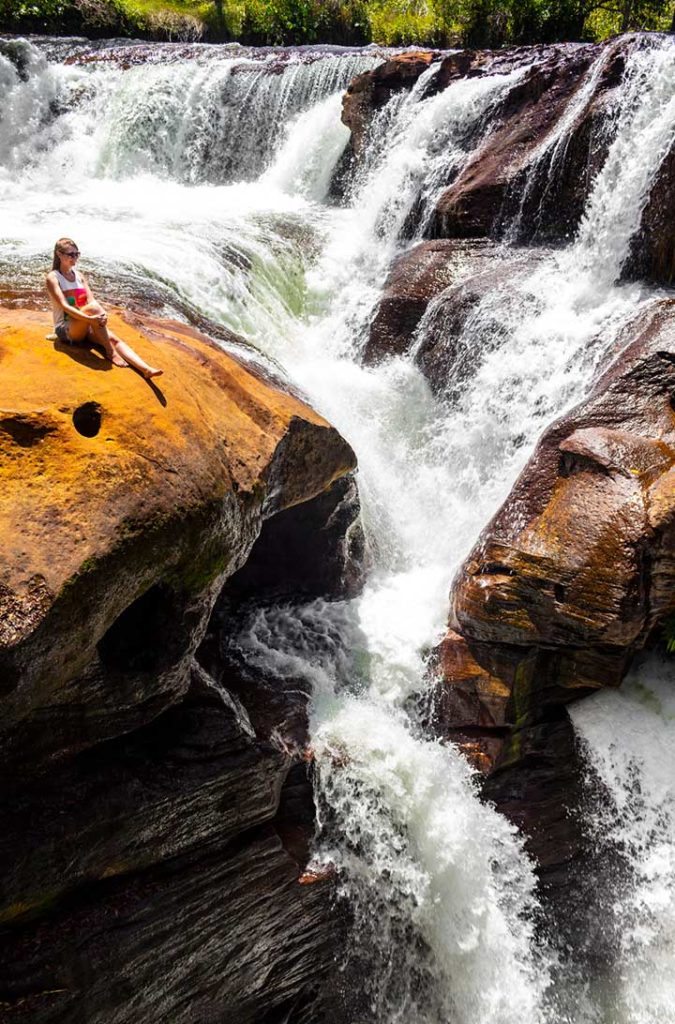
[82,302,103,315]
[66,320,91,343]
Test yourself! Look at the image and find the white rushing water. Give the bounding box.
[3,32,675,1023]
[570,654,675,1024]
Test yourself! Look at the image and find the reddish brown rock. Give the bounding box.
[429,299,675,894]
[343,37,646,246]
[430,42,613,240]
[364,238,495,364]
[452,300,675,654]
[624,142,675,285]
[342,51,438,160]
[427,630,512,772]
[364,238,546,399]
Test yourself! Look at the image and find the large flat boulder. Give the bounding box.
[0,307,355,773]
[0,303,362,1023]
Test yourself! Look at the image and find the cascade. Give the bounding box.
[2,31,675,1023]
[570,655,675,1024]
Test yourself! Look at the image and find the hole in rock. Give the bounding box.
[554,582,566,602]
[73,402,102,438]
[98,584,178,673]
[559,450,609,478]
[482,562,514,577]
[0,415,52,447]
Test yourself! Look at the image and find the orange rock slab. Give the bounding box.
[0,306,356,771]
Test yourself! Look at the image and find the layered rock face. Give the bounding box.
[0,307,361,1023]
[430,300,675,910]
[356,35,675,374]
[343,39,631,245]
[363,238,545,395]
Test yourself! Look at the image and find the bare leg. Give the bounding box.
[83,304,162,377]
[110,333,163,379]
[81,305,128,367]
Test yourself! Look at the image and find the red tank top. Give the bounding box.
[55,269,87,311]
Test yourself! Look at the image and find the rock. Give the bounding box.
[342,37,645,245]
[221,472,367,603]
[0,824,337,1024]
[364,238,495,365]
[452,301,675,654]
[429,42,612,240]
[342,51,438,161]
[0,662,282,927]
[0,305,363,1024]
[413,247,547,395]
[364,238,546,398]
[0,307,356,774]
[425,629,512,772]
[623,142,675,285]
[430,298,675,881]
[0,660,344,1023]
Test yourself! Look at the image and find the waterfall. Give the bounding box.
[569,654,675,1024]
[3,31,675,1023]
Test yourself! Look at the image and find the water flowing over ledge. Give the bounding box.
[2,31,675,1024]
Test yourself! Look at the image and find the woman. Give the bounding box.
[46,238,163,379]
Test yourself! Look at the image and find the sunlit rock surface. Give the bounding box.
[432,299,675,895]
[0,306,355,771]
[364,239,545,396]
[344,36,671,259]
[0,306,360,1023]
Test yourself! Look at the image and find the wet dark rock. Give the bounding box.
[623,142,675,285]
[0,307,364,1023]
[364,238,494,365]
[0,665,281,928]
[223,473,367,603]
[364,238,546,398]
[430,298,675,887]
[0,825,335,1024]
[429,42,611,241]
[413,246,546,396]
[343,36,652,246]
[342,51,439,161]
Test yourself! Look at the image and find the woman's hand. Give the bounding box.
[92,311,108,325]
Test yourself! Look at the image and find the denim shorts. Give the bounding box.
[55,321,72,344]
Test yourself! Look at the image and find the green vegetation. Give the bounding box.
[0,0,672,46]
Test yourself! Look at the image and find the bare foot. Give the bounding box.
[143,367,163,379]
[111,355,128,367]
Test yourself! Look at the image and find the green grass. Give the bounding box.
[1,0,672,46]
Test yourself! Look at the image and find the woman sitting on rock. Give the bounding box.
[46,238,163,379]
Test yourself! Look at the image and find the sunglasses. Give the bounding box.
[61,250,80,258]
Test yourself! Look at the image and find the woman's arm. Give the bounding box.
[45,272,102,323]
[80,272,107,324]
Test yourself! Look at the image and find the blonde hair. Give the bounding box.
[52,237,78,271]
